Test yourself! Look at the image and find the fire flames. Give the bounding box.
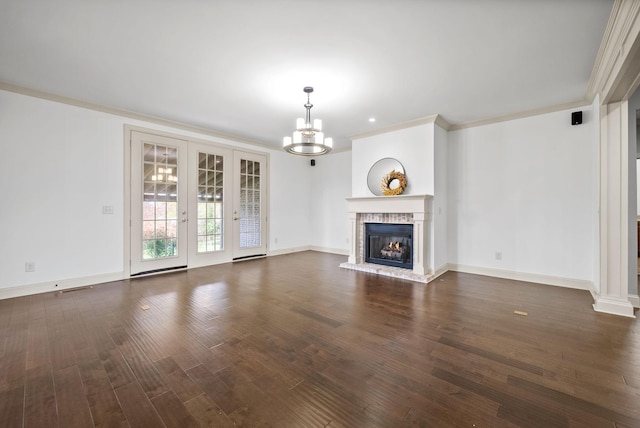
[387,242,401,251]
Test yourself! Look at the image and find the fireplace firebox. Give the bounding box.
[365,223,413,270]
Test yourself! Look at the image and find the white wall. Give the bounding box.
[351,124,434,197]
[447,106,599,286]
[267,151,313,253]
[0,91,125,290]
[0,89,312,295]
[309,151,352,254]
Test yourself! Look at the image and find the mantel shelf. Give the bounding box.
[346,194,432,215]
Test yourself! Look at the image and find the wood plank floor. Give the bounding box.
[1,251,639,427]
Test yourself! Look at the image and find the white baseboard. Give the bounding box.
[268,246,311,257]
[308,246,350,256]
[448,263,593,291]
[269,246,349,257]
[0,271,125,300]
[628,294,640,309]
[432,263,450,280]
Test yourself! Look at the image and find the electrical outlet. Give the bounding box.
[25,262,35,272]
[495,251,502,261]
[102,205,114,214]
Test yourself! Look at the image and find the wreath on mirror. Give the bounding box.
[380,170,407,196]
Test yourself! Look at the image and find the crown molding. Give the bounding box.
[0,81,277,151]
[585,0,640,103]
[349,96,593,140]
[585,0,622,101]
[448,99,591,131]
[433,114,451,131]
[350,114,451,140]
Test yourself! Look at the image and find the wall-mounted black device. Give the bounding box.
[571,111,582,125]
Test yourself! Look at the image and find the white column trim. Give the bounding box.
[596,101,635,317]
[593,296,636,317]
[412,217,426,276]
[347,212,358,264]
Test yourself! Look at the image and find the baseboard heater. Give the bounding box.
[130,265,187,277]
[233,254,266,262]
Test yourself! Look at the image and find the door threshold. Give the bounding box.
[131,265,188,277]
[233,254,266,262]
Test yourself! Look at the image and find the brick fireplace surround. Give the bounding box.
[340,194,434,283]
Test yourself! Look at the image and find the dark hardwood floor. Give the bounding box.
[1,251,639,427]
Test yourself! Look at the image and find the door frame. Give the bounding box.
[124,125,270,277]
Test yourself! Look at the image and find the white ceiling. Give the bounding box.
[0,0,614,152]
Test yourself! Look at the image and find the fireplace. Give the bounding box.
[340,194,433,283]
[365,223,413,269]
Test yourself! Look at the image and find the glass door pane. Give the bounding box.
[143,143,179,259]
[239,158,261,249]
[197,152,224,253]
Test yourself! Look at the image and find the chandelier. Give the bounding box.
[283,87,333,156]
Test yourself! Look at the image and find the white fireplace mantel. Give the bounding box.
[341,194,434,282]
[345,194,432,217]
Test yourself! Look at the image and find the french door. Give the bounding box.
[232,151,267,260]
[187,142,233,268]
[130,131,188,275]
[129,129,267,275]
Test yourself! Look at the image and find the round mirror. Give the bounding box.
[367,158,405,196]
